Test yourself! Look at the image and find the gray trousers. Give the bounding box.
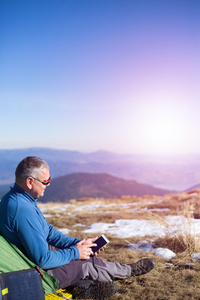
[47,256,132,288]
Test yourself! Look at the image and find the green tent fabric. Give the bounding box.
[0,235,59,295]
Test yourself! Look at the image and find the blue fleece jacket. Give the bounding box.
[0,184,81,269]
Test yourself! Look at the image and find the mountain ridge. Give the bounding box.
[1,147,200,190]
[41,172,173,203]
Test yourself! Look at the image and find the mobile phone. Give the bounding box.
[90,234,109,255]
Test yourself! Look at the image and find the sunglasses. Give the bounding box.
[32,176,51,186]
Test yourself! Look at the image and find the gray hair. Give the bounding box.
[15,156,49,184]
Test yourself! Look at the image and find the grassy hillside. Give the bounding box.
[38,191,200,299]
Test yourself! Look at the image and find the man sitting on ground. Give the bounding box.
[0,156,155,299]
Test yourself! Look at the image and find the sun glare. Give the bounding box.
[128,97,191,155]
[144,113,185,153]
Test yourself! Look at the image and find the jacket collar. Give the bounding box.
[12,183,38,203]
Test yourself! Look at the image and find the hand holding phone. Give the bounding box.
[90,235,109,255]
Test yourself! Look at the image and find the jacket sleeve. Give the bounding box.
[15,206,81,269]
[47,222,81,248]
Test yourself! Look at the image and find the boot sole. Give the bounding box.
[73,281,118,299]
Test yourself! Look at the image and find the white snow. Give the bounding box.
[72,223,86,227]
[83,216,200,238]
[154,248,176,259]
[191,253,200,262]
[82,216,200,259]
[128,241,154,252]
[58,228,70,235]
[38,201,200,260]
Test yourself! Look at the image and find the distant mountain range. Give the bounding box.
[185,183,200,192]
[0,172,172,201]
[39,173,173,202]
[1,147,200,191]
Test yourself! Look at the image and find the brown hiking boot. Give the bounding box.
[129,258,155,276]
[72,281,117,299]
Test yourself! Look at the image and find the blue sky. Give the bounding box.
[0,0,200,155]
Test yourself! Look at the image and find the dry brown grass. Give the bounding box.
[38,192,200,299]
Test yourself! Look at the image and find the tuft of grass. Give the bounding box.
[153,210,200,256]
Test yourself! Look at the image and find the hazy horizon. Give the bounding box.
[1,0,200,156]
[1,147,200,191]
[2,146,200,158]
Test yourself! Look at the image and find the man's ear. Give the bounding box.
[26,177,33,190]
